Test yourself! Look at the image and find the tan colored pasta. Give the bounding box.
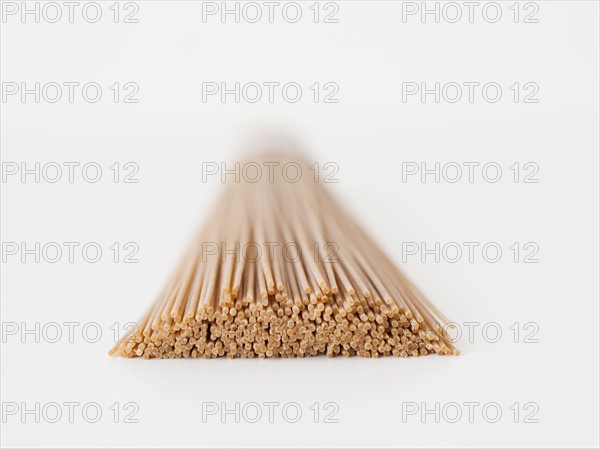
[110,153,458,359]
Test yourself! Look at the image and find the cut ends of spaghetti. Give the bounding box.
[110,153,458,359]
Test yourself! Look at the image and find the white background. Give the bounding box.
[1,1,598,447]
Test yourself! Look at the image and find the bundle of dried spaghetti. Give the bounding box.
[110,153,458,359]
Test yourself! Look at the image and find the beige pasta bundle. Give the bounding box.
[110,153,458,359]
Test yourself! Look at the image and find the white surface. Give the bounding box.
[1,1,598,447]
